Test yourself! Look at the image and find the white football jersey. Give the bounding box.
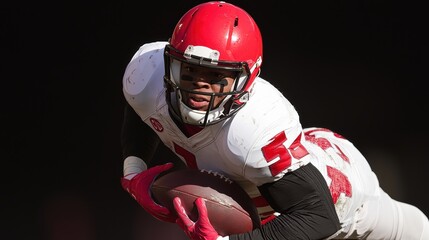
[123,41,381,231]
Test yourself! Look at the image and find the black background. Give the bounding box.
[3,1,427,239]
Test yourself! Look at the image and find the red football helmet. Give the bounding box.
[164,1,263,126]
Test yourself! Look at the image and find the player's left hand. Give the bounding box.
[174,197,222,240]
[121,162,176,222]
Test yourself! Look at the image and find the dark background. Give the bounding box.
[3,1,427,239]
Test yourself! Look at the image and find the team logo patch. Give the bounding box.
[150,118,163,132]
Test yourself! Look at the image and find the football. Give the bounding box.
[151,168,261,236]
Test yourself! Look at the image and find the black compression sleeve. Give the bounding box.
[229,163,341,240]
[121,102,160,162]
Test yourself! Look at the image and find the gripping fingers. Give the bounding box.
[174,197,194,229]
[194,198,212,226]
[128,162,176,222]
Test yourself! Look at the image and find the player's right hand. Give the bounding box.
[121,162,176,222]
[174,197,221,240]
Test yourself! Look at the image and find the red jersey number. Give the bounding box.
[261,132,309,176]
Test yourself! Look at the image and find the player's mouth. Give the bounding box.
[187,96,209,110]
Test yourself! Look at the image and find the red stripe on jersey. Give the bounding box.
[261,214,277,225]
[173,143,197,169]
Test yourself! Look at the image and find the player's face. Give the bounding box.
[179,63,236,111]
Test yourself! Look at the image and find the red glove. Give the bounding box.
[174,197,220,240]
[121,162,176,222]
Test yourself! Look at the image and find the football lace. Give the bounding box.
[200,169,233,184]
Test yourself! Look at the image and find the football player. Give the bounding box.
[120,1,429,239]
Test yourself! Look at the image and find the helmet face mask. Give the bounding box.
[164,45,250,126]
[163,1,263,127]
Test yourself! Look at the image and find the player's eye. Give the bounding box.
[181,74,193,82]
[210,78,225,84]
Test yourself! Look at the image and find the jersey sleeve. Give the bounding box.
[122,41,168,120]
[121,41,167,163]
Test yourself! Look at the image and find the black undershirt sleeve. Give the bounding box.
[121,102,160,163]
[229,163,341,240]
